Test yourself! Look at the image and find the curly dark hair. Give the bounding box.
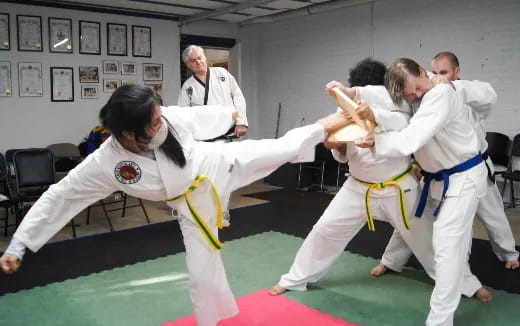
[348,58,387,87]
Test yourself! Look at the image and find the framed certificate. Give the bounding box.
[49,17,72,53]
[18,62,43,97]
[103,79,119,93]
[143,63,162,81]
[79,20,100,55]
[0,61,12,96]
[121,62,136,75]
[79,66,99,83]
[51,67,74,102]
[132,25,151,57]
[0,13,10,50]
[17,15,42,51]
[81,84,98,99]
[107,23,127,56]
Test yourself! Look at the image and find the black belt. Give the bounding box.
[204,126,238,142]
[481,150,495,183]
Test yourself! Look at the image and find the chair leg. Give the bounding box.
[319,162,325,191]
[511,180,516,208]
[138,199,151,224]
[121,193,127,217]
[100,200,115,231]
[86,205,91,224]
[3,206,7,237]
[71,217,77,238]
[297,163,303,188]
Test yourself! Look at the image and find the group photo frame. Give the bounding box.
[107,23,127,56]
[81,84,98,99]
[79,20,101,55]
[48,17,72,53]
[51,66,74,102]
[143,63,162,81]
[121,62,136,75]
[79,66,99,83]
[103,79,119,93]
[103,60,119,74]
[17,15,42,52]
[0,13,10,50]
[18,62,43,97]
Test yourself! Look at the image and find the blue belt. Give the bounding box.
[415,153,483,217]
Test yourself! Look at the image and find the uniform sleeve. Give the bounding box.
[374,84,457,158]
[163,105,235,140]
[454,80,497,119]
[226,70,248,126]
[12,156,117,252]
[355,86,411,132]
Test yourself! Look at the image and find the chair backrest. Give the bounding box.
[315,143,335,162]
[485,132,511,167]
[47,143,82,172]
[13,149,56,188]
[510,134,520,172]
[0,153,7,183]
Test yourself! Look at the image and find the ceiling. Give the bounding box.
[8,0,341,25]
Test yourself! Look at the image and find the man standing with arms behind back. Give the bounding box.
[178,45,248,226]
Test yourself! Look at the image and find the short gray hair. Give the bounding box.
[384,58,422,105]
[182,45,205,65]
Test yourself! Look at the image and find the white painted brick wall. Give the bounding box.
[240,0,520,140]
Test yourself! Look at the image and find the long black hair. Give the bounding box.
[99,85,186,167]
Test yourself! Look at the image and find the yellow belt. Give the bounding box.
[354,167,412,232]
[165,175,224,251]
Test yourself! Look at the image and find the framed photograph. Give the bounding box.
[145,81,162,99]
[121,80,137,86]
[143,63,162,81]
[0,61,12,96]
[48,17,72,53]
[0,13,10,50]
[107,23,127,56]
[18,62,43,97]
[103,60,119,74]
[103,79,119,93]
[79,20,100,55]
[51,67,74,102]
[81,84,98,99]
[132,25,151,57]
[17,15,42,51]
[121,62,136,75]
[79,66,99,83]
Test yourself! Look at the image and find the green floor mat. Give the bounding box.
[1,231,518,326]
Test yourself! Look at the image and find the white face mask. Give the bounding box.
[144,118,168,150]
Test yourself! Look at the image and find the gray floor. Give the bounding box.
[1,180,520,252]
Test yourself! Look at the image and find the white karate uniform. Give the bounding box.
[178,67,247,127]
[277,86,482,302]
[374,84,488,326]
[6,105,325,326]
[379,80,518,271]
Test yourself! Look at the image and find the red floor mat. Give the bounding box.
[164,289,357,326]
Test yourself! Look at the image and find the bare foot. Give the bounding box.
[317,112,352,133]
[474,287,493,302]
[505,260,519,270]
[370,263,388,277]
[268,284,288,296]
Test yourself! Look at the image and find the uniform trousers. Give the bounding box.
[168,123,325,326]
[277,176,481,299]
[381,158,518,272]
